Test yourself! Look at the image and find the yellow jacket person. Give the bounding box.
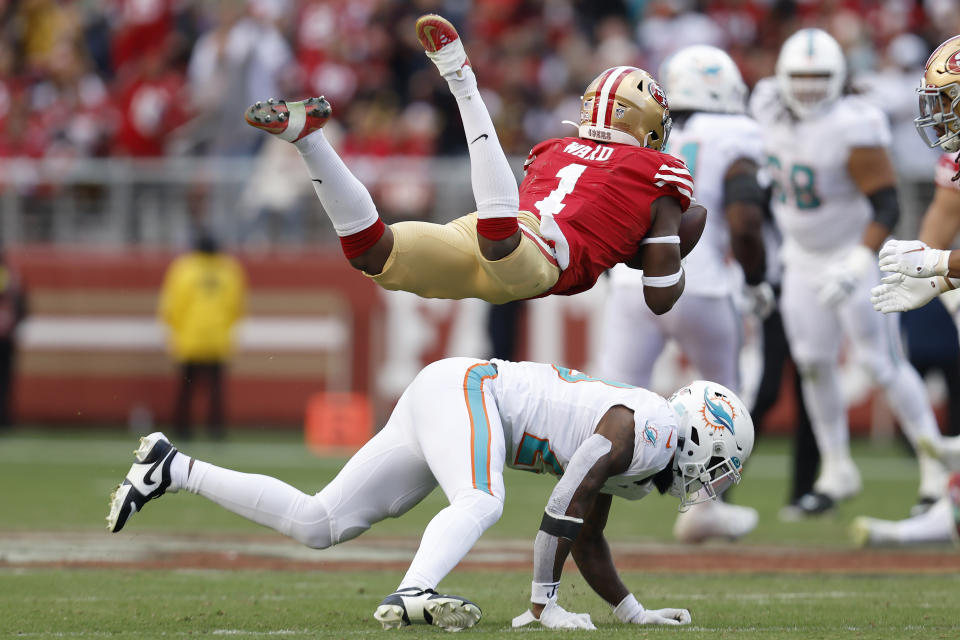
[159,235,246,363]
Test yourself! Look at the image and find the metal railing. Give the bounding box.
[0,156,939,247]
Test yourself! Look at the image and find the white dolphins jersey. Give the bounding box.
[609,112,764,296]
[489,359,677,500]
[750,78,892,267]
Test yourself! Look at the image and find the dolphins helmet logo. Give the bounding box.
[700,388,736,435]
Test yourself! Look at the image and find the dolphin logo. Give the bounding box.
[703,389,735,434]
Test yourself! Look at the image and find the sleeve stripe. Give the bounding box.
[654,172,694,190]
[654,180,692,199]
[657,164,692,179]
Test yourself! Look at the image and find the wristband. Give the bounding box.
[531,581,560,605]
[642,268,683,288]
[641,235,680,245]
[613,593,644,623]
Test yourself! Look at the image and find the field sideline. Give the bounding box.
[2,429,959,638]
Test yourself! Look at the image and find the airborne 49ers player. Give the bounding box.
[244,14,703,313]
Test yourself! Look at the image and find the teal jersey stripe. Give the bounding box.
[464,362,499,495]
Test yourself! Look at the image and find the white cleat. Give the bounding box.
[850,516,900,547]
[106,432,178,533]
[673,500,759,543]
[374,587,481,631]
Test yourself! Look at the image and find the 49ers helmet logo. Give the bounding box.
[947,50,960,74]
[648,81,668,109]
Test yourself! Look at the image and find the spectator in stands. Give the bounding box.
[159,230,246,440]
[0,250,27,430]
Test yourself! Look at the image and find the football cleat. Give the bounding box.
[415,14,471,78]
[374,587,482,631]
[778,492,836,521]
[850,516,900,548]
[673,500,758,544]
[244,97,331,143]
[106,432,178,533]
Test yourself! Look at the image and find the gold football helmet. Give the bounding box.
[578,66,671,150]
[917,35,960,152]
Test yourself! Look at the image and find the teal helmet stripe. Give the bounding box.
[807,29,815,56]
[703,388,735,434]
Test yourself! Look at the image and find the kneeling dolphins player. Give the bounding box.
[107,358,754,630]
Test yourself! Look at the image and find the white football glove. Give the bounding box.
[743,282,776,319]
[818,245,876,308]
[613,594,691,626]
[870,272,944,313]
[512,598,596,631]
[878,239,950,278]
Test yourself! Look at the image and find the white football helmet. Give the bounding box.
[660,45,747,114]
[667,380,755,511]
[775,28,846,119]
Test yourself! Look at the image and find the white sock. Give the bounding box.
[398,491,502,591]
[881,363,943,448]
[447,68,518,221]
[799,363,850,460]
[880,363,946,496]
[183,459,333,548]
[169,452,190,492]
[293,130,380,236]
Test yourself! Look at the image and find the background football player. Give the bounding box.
[244,14,703,316]
[598,45,766,542]
[107,358,754,631]
[751,28,946,515]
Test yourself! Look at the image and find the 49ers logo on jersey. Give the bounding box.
[648,81,668,109]
[947,50,960,74]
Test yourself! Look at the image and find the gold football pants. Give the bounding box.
[368,211,560,304]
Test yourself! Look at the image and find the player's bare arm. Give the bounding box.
[569,492,629,606]
[848,146,899,251]
[919,187,960,278]
[641,196,686,314]
[724,158,766,284]
[528,405,634,618]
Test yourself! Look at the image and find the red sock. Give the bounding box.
[476,217,518,241]
[339,219,386,259]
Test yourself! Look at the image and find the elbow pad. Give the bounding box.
[722,172,766,208]
[868,186,900,231]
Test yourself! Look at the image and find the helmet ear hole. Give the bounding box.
[689,427,700,446]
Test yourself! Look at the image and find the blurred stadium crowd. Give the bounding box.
[1,0,958,163]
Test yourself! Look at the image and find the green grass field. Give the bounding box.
[1,428,958,639]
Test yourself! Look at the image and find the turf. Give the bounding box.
[0,428,934,544]
[1,429,957,639]
[1,569,958,639]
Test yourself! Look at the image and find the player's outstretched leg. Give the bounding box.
[374,588,482,631]
[245,97,392,275]
[106,432,180,532]
[415,14,521,260]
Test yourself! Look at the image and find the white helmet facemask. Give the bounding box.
[775,28,846,119]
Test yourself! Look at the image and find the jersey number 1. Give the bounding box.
[535,163,587,217]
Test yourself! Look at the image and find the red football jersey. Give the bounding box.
[518,136,692,297]
[935,152,960,191]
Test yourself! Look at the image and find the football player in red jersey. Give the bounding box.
[244,14,702,314]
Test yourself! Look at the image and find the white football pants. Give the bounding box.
[181,357,506,592]
[599,283,741,392]
[781,264,943,493]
